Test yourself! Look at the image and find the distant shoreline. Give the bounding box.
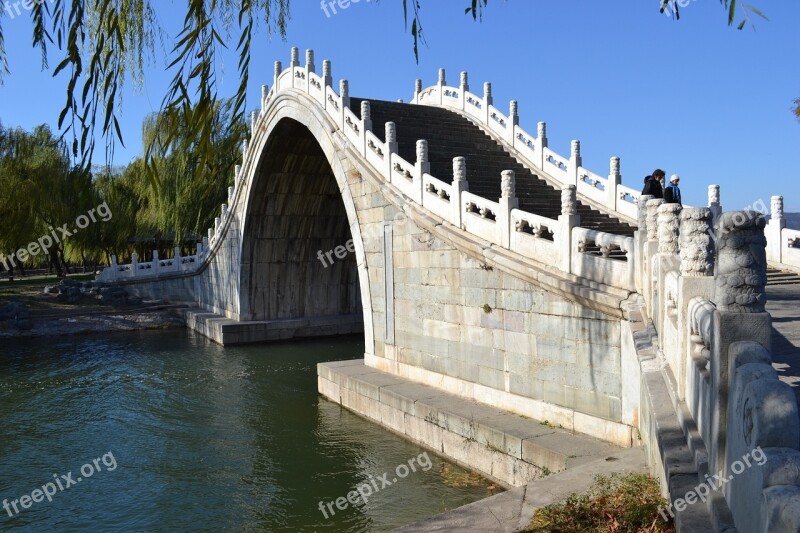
[0,308,186,340]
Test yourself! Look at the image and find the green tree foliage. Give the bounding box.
[0,123,93,276]
[0,98,244,276]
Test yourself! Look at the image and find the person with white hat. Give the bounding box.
[664,174,682,206]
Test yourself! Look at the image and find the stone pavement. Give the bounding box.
[394,446,647,532]
[767,268,800,405]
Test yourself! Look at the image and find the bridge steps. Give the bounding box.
[351,98,636,237]
[318,359,634,490]
[767,267,800,286]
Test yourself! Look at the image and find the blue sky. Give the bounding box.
[0,0,798,211]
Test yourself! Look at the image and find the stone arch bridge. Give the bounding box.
[98,48,800,531]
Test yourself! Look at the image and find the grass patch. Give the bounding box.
[524,472,674,533]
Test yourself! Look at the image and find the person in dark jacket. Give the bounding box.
[664,174,682,205]
[641,168,665,198]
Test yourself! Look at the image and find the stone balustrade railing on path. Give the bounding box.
[94,48,800,531]
[638,197,800,531]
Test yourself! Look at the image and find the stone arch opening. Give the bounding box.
[240,118,363,335]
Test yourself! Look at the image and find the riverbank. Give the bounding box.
[0,278,186,339]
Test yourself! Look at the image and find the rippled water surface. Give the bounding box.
[0,330,498,532]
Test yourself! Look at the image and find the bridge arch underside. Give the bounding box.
[239,118,363,339]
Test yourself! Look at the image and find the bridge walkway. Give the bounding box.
[351,98,636,237]
[767,267,800,406]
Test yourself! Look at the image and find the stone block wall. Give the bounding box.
[349,170,634,446]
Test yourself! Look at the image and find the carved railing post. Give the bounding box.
[340,79,350,108]
[559,185,579,273]
[360,101,372,154]
[483,82,492,124]
[305,48,315,92]
[305,48,315,73]
[437,68,446,106]
[646,199,665,243]
[766,195,785,264]
[227,186,235,207]
[339,79,350,131]
[110,255,118,280]
[708,210,771,480]
[459,71,469,110]
[451,157,468,229]
[715,211,767,313]
[414,79,422,104]
[261,84,269,113]
[680,208,714,277]
[273,60,282,93]
[537,121,547,170]
[708,184,721,229]
[569,140,581,186]
[658,204,682,256]
[678,207,715,401]
[508,100,519,144]
[322,59,332,88]
[498,170,518,248]
[289,46,299,88]
[385,122,398,181]
[415,140,430,204]
[655,203,682,370]
[643,198,665,318]
[151,250,160,276]
[131,252,139,278]
[607,156,621,212]
[634,194,655,293]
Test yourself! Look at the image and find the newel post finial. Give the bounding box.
[499,170,518,248]
[561,185,577,216]
[509,100,519,126]
[273,60,282,91]
[569,140,581,186]
[305,49,315,73]
[322,59,332,87]
[610,156,620,177]
[261,84,269,112]
[607,156,621,211]
[340,79,350,108]
[361,101,372,128]
[451,157,469,229]
[386,122,397,144]
[708,184,722,228]
[438,68,446,86]
[771,195,784,221]
[250,111,257,137]
[483,82,493,106]
[385,122,398,181]
[290,47,299,68]
[460,71,469,91]
[501,170,516,200]
[415,140,430,202]
[414,79,422,103]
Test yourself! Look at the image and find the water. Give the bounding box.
[0,330,498,532]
